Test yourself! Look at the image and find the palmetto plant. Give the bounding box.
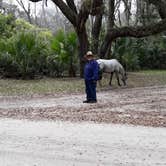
[0,14,15,39]
[112,38,140,71]
[0,31,50,78]
[65,31,78,76]
[50,30,78,77]
[112,36,166,71]
[14,31,49,78]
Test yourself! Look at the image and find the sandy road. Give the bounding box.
[0,85,166,127]
[0,86,166,165]
[0,119,166,166]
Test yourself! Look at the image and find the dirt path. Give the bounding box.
[1,86,166,166]
[0,85,166,127]
[0,119,166,166]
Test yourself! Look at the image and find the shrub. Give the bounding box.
[0,31,50,79]
[0,52,20,78]
[112,36,166,71]
[50,30,78,77]
[0,14,15,39]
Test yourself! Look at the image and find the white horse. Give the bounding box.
[97,59,127,86]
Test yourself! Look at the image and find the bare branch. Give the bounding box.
[51,0,77,26]
[30,0,77,25]
[16,0,32,23]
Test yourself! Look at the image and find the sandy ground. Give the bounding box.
[0,85,166,127]
[0,85,166,165]
[0,119,166,166]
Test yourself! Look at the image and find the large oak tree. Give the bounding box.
[29,0,166,76]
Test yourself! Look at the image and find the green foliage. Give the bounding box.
[122,53,140,71]
[0,13,78,79]
[15,18,35,31]
[0,52,19,77]
[16,31,50,78]
[0,12,166,78]
[0,31,50,79]
[50,30,78,77]
[112,38,140,71]
[0,14,15,39]
[0,13,55,79]
[51,30,69,63]
[112,36,166,71]
[15,19,53,40]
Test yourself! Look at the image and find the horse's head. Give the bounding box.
[121,72,127,86]
[96,59,105,70]
[96,59,104,80]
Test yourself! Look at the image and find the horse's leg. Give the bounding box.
[109,72,114,86]
[115,71,121,86]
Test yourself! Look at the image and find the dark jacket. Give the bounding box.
[84,59,99,81]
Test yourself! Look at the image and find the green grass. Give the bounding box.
[127,70,166,88]
[0,77,84,96]
[0,70,166,96]
[94,70,166,89]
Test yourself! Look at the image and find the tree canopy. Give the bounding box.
[27,0,166,75]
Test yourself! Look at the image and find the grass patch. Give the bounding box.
[0,77,84,96]
[128,70,166,87]
[0,70,166,96]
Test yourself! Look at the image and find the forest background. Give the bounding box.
[0,0,166,79]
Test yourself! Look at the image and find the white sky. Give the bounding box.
[6,0,127,13]
[6,0,55,14]
[5,0,136,18]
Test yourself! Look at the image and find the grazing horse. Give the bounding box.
[97,59,127,86]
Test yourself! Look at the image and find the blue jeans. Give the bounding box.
[85,80,97,101]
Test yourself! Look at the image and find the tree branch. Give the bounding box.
[100,18,166,57]
[29,0,77,26]
[52,0,77,26]
[77,1,90,32]
[29,0,42,2]
[16,0,32,23]
[66,0,77,14]
[110,18,166,39]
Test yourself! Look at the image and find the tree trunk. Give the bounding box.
[100,34,113,58]
[76,26,89,78]
[68,64,76,77]
[99,0,115,58]
[105,43,112,59]
[91,13,102,55]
